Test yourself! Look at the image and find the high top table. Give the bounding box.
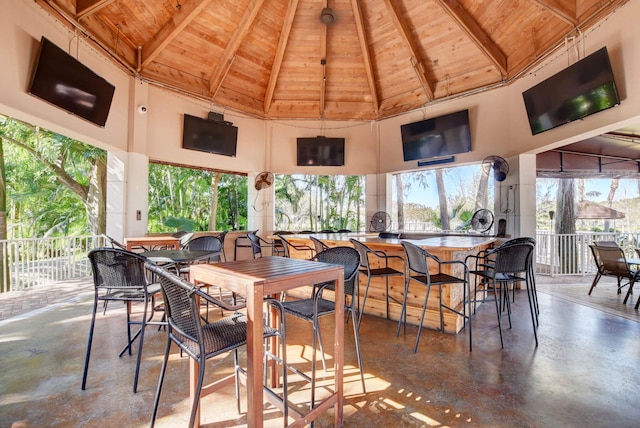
[190,256,345,428]
[124,235,180,251]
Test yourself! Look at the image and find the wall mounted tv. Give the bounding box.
[182,114,238,157]
[401,109,472,161]
[28,37,115,127]
[296,137,345,166]
[522,47,620,135]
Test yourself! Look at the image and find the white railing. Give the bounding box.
[0,231,637,292]
[0,235,107,293]
[535,231,640,276]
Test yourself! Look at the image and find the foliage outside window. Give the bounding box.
[275,174,364,232]
[393,164,493,232]
[0,115,105,239]
[147,163,247,232]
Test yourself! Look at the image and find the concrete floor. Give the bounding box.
[1,277,639,428]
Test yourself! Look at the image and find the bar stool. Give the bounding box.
[349,238,405,329]
[397,241,471,353]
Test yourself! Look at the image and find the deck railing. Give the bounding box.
[0,235,107,293]
[1,231,638,292]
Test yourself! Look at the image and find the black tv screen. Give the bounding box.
[523,47,620,135]
[182,114,238,157]
[401,109,472,161]
[28,37,115,127]
[297,137,345,166]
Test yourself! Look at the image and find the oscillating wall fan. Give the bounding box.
[470,209,495,233]
[254,171,274,190]
[482,155,509,182]
[369,211,391,232]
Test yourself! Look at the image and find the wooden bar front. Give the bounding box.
[284,233,494,334]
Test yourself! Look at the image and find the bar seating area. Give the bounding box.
[1,267,639,427]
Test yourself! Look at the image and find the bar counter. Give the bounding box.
[283,232,495,334]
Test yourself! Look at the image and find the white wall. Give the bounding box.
[3,0,640,238]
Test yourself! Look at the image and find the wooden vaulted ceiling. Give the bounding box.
[37,0,627,121]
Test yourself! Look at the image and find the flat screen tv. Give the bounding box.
[182,114,238,157]
[28,37,115,127]
[297,137,345,166]
[401,109,472,161]
[522,47,620,135]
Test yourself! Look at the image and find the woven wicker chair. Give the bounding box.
[280,246,366,411]
[276,234,314,259]
[82,248,164,393]
[309,236,329,255]
[466,240,537,348]
[398,241,471,353]
[350,238,405,328]
[147,263,288,428]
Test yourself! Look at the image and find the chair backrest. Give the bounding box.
[593,243,631,276]
[313,246,360,298]
[275,234,293,258]
[400,241,434,277]
[490,241,535,274]
[145,263,204,356]
[173,231,195,248]
[310,236,329,255]
[379,232,400,239]
[88,248,149,290]
[185,236,223,261]
[349,239,372,271]
[247,232,266,258]
[104,235,127,250]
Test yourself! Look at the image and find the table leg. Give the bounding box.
[247,283,264,428]
[334,274,344,427]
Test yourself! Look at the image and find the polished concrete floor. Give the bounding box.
[1,276,639,428]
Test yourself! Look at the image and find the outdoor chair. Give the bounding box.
[280,246,366,412]
[247,232,283,258]
[309,236,329,255]
[83,248,164,393]
[182,235,226,316]
[589,242,640,307]
[276,234,315,259]
[466,240,537,348]
[350,238,405,329]
[147,263,288,428]
[174,231,195,249]
[378,232,400,239]
[398,241,471,353]
[105,235,127,250]
[216,230,228,261]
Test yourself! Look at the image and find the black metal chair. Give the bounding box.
[216,230,228,261]
[466,240,537,348]
[82,248,164,393]
[590,242,639,307]
[378,232,400,239]
[350,238,405,328]
[397,241,471,353]
[309,236,329,255]
[280,246,366,411]
[147,263,288,428]
[276,234,315,259]
[174,231,195,249]
[247,231,282,258]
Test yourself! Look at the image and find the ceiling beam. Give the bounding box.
[438,0,508,77]
[351,0,379,114]
[383,0,434,100]
[320,5,328,118]
[528,0,578,26]
[76,0,114,20]
[140,0,211,71]
[209,0,266,96]
[264,0,300,114]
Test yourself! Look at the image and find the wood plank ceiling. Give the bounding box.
[36,0,627,121]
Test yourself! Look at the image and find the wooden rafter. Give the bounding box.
[140,0,211,71]
[320,7,328,118]
[208,0,266,96]
[264,0,299,114]
[76,0,114,20]
[383,0,434,100]
[529,0,578,26]
[351,0,379,114]
[439,0,508,77]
